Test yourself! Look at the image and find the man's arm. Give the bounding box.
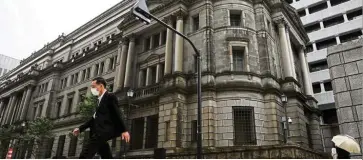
[79,117,93,132]
[109,94,128,132]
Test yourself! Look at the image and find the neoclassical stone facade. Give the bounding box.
[0,0,324,158]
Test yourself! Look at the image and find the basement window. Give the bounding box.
[304,23,321,33]
[323,15,344,28]
[316,38,337,50]
[308,2,328,14]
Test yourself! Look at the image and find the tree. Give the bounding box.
[0,126,13,158]
[21,117,54,158]
[78,94,97,121]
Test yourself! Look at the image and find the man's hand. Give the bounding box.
[73,128,80,137]
[122,132,130,143]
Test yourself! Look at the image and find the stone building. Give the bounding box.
[327,38,362,159]
[0,0,325,158]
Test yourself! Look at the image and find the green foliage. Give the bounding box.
[23,118,54,140]
[78,94,98,120]
[0,126,13,141]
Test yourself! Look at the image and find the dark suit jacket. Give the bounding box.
[79,91,127,140]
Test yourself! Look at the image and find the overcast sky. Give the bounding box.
[0,0,121,60]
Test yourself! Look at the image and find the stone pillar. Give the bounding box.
[156,64,161,83]
[336,36,341,44]
[305,8,309,15]
[278,22,293,78]
[319,21,324,29]
[327,0,331,7]
[138,70,145,87]
[15,89,27,121]
[299,48,314,96]
[312,43,317,51]
[0,100,4,122]
[174,15,184,73]
[5,95,17,124]
[309,113,324,152]
[164,18,173,75]
[105,58,111,72]
[20,87,33,121]
[145,67,151,86]
[285,27,297,79]
[78,70,83,83]
[320,82,325,92]
[124,37,135,88]
[114,41,129,89]
[90,64,97,78]
[343,13,349,22]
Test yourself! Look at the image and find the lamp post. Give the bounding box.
[281,94,290,144]
[122,89,134,159]
[131,0,203,158]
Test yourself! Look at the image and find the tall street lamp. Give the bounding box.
[122,89,134,159]
[131,0,203,158]
[282,94,291,144]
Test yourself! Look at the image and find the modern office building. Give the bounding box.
[0,54,20,77]
[0,0,326,159]
[288,0,363,152]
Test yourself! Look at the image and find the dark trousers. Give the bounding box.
[79,134,112,159]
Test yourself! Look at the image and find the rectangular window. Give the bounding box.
[298,10,306,17]
[233,106,256,145]
[56,135,66,157]
[33,106,37,120]
[68,136,78,156]
[309,60,328,72]
[56,101,62,118]
[304,23,321,33]
[324,81,333,91]
[151,66,157,85]
[192,15,199,31]
[159,63,165,79]
[70,75,74,85]
[81,69,86,81]
[330,0,350,6]
[45,138,54,158]
[86,68,91,79]
[74,73,79,84]
[66,97,73,115]
[44,82,48,92]
[100,62,105,74]
[37,104,43,118]
[109,83,114,92]
[305,44,314,53]
[191,120,197,142]
[145,115,158,148]
[316,38,337,50]
[95,64,100,76]
[322,109,338,124]
[131,118,145,150]
[161,30,167,45]
[144,37,151,51]
[230,11,242,27]
[64,78,68,88]
[232,47,245,71]
[340,30,363,43]
[347,9,362,20]
[109,57,114,71]
[323,15,344,28]
[152,34,160,48]
[312,83,321,93]
[308,2,328,14]
[165,121,170,141]
[60,79,64,89]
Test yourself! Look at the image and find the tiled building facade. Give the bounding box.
[0,0,324,158]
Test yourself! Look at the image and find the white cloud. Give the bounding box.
[0,0,121,60]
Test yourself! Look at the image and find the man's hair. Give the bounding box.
[92,77,107,87]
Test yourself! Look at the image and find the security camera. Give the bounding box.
[288,117,292,124]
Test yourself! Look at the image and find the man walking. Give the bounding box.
[73,77,130,159]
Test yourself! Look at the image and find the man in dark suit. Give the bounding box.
[73,77,130,159]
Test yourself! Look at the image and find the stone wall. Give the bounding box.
[327,38,363,158]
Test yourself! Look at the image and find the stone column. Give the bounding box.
[114,41,128,89]
[327,0,331,7]
[138,70,145,87]
[164,17,173,75]
[278,22,293,78]
[5,95,17,124]
[20,87,33,121]
[285,27,297,79]
[336,36,341,44]
[305,8,309,15]
[145,67,151,86]
[0,100,4,122]
[124,37,135,88]
[312,43,317,51]
[105,57,111,72]
[90,64,97,78]
[319,21,324,29]
[156,64,161,83]
[309,113,324,152]
[299,48,314,96]
[174,14,184,73]
[15,89,27,121]
[343,13,349,22]
[78,70,83,82]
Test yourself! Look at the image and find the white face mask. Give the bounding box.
[91,88,99,96]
